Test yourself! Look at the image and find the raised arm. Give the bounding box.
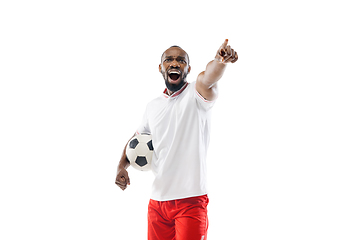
[196,39,238,101]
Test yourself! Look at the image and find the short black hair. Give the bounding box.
[161,45,190,64]
[170,45,181,49]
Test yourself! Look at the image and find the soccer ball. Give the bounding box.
[126,134,153,171]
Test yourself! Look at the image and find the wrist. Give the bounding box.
[214,57,227,65]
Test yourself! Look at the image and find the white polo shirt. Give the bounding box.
[136,81,216,201]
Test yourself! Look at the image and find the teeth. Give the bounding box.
[168,69,181,74]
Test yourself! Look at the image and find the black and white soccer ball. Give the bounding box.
[126,134,153,171]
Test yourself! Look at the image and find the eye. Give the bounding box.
[179,60,186,64]
[164,59,171,62]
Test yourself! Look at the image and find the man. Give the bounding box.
[116,39,238,240]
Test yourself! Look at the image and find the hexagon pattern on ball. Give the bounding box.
[129,138,139,149]
[135,156,147,167]
[125,134,153,171]
[147,140,153,151]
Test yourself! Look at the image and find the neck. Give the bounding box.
[166,89,174,96]
[164,81,188,97]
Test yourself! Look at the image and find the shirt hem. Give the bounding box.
[150,192,208,202]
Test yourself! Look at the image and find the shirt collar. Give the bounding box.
[163,82,189,98]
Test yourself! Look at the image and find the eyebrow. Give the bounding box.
[164,56,186,61]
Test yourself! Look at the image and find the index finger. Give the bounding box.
[219,39,229,50]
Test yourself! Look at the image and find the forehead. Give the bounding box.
[162,47,188,61]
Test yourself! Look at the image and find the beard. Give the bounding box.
[162,68,188,92]
[165,76,186,92]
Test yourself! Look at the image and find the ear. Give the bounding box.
[188,65,191,74]
[159,64,162,73]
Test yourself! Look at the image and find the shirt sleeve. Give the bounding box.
[136,105,151,135]
[194,82,217,111]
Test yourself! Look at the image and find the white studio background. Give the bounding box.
[0,0,359,239]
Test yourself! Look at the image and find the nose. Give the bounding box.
[170,60,180,68]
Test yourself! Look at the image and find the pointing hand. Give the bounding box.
[215,39,238,64]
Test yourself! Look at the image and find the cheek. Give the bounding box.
[161,64,169,72]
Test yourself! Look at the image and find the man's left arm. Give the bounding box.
[196,39,238,101]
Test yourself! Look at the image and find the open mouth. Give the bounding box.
[167,69,181,82]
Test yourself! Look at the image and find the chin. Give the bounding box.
[165,79,185,92]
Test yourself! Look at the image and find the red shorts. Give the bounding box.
[148,195,209,240]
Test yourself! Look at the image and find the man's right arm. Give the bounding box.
[115,133,135,191]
